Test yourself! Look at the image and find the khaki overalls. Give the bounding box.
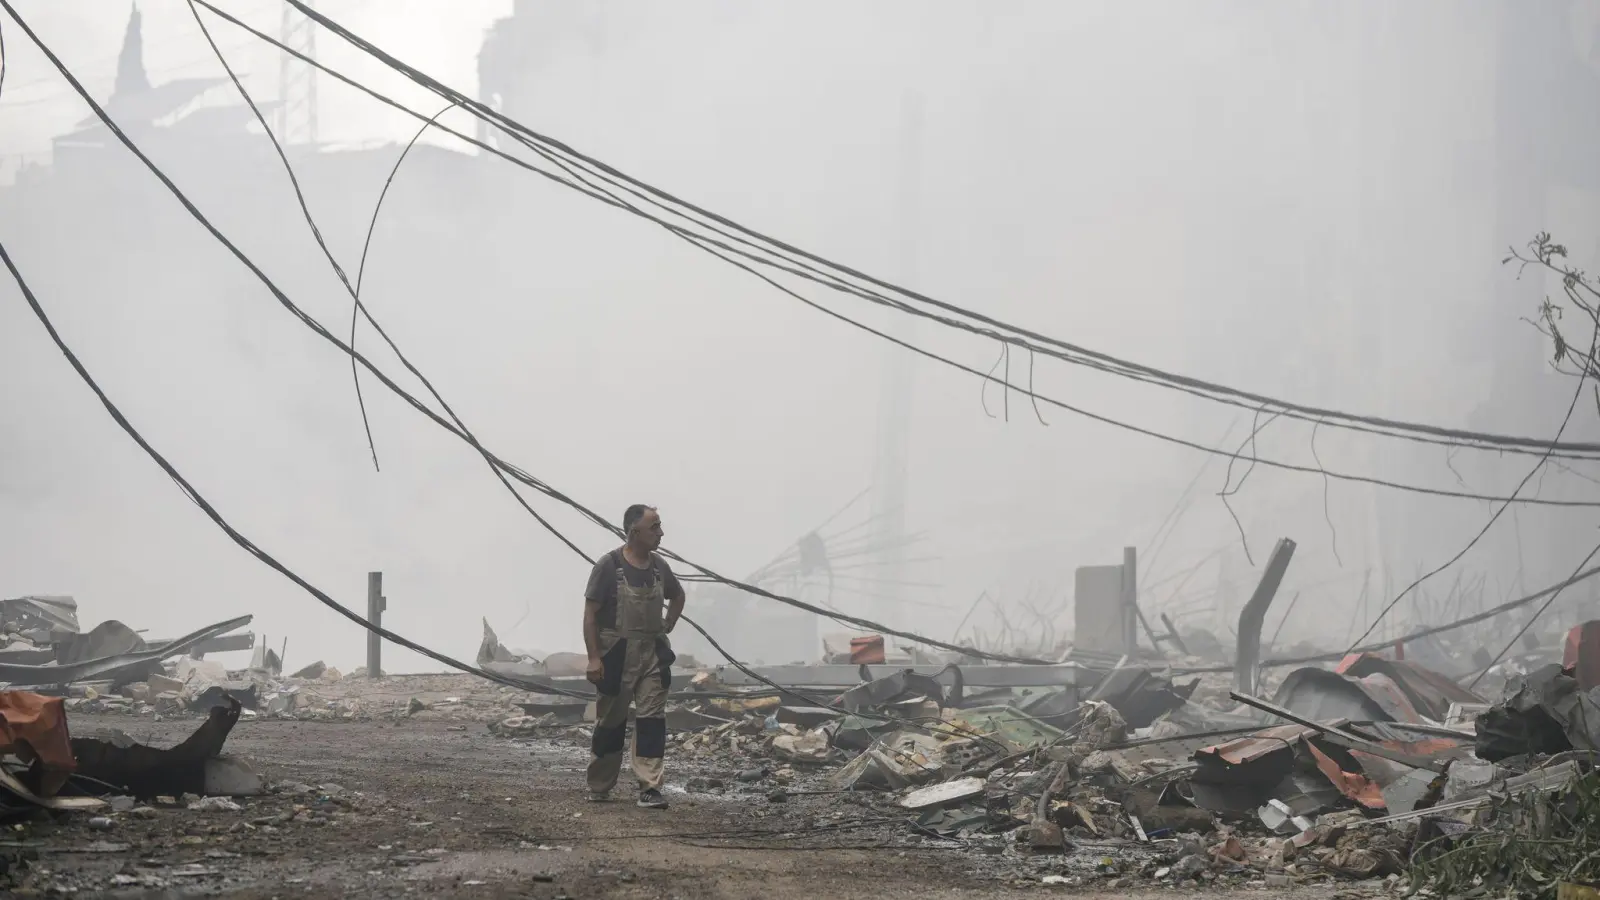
[586,552,675,794]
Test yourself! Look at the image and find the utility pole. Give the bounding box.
[366,571,384,678]
[278,1,320,145]
[870,93,921,633]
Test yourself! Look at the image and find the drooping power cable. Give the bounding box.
[1466,538,1600,690]
[346,100,459,472]
[280,0,1600,463]
[11,0,1599,681]
[0,238,590,702]
[1343,343,1594,655]
[7,0,1068,666]
[184,0,593,566]
[181,1,1600,504]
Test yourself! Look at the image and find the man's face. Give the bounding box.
[633,509,664,551]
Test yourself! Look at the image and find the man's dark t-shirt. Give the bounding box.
[584,549,685,631]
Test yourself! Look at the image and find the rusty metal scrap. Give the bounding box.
[1334,653,1486,721]
[0,691,76,797]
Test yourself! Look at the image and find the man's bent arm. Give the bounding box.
[662,563,686,634]
[665,593,685,634]
[583,598,602,661]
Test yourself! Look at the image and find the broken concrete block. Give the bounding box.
[901,777,985,811]
[1026,821,1067,853]
[203,756,263,797]
[147,674,185,696]
[187,796,242,812]
[263,691,298,716]
[490,715,543,737]
[153,692,186,714]
[290,660,327,679]
[174,657,227,686]
[771,729,831,764]
[1171,854,1210,880]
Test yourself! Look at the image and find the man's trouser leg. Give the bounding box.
[586,640,631,795]
[586,689,630,794]
[630,642,668,792]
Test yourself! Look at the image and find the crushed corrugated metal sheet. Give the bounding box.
[1334,653,1486,721]
[1274,666,1428,724]
[0,597,79,639]
[0,615,253,687]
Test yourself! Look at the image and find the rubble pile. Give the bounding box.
[78,664,548,723]
[0,597,81,664]
[476,617,1600,895]
[7,595,1598,896]
[0,595,544,727]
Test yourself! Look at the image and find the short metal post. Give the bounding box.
[366,571,384,678]
[1235,538,1297,696]
[1120,546,1140,654]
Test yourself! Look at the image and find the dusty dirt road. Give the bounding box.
[5,715,1384,898]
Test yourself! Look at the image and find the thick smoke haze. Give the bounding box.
[2,1,1598,672]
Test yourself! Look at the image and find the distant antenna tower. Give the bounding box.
[277,1,319,145]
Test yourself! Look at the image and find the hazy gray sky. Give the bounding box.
[2,1,1598,672]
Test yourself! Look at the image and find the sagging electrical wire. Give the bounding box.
[182,0,593,570]
[1216,408,1281,566]
[1310,419,1343,568]
[5,0,1066,671]
[0,11,8,101]
[180,1,1600,505]
[16,0,1600,701]
[1342,339,1595,656]
[0,231,1000,756]
[236,5,1600,490]
[1467,537,1600,690]
[1,0,1112,669]
[475,86,1600,511]
[347,101,458,472]
[476,106,1600,467]
[0,238,589,704]
[1167,560,1600,676]
[279,0,1600,464]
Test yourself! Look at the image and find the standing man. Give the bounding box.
[583,504,684,809]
